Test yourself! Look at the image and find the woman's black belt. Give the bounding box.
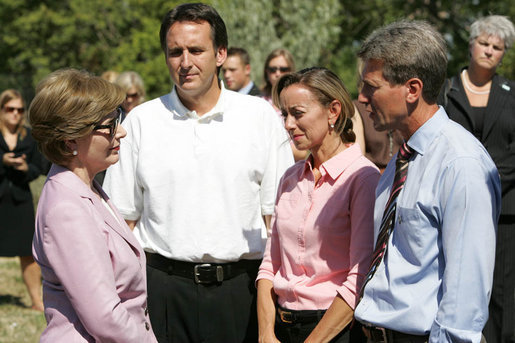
[276,307,327,324]
[145,252,260,284]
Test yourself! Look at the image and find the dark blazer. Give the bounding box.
[247,82,262,97]
[0,127,45,202]
[439,70,515,215]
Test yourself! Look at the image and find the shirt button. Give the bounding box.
[145,322,150,331]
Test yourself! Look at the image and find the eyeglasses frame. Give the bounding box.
[92,107,123,138]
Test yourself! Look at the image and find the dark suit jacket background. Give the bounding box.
[247,83,262,97]
[438,71,515,215]
[0,127,46,202]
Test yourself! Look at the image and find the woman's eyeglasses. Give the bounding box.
[267,66,291,73]
[93,107,123,138]
[3,106,24,114]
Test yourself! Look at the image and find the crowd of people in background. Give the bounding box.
[0,2,513,343]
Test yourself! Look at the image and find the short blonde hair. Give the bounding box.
[0,89,27,139]
[115,71,146,103]
[101,70,119,83]
[29,68,125,165]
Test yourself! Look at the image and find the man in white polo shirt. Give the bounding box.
[103,3,293,343]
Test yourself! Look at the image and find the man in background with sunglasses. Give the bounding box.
[103,3,293,343]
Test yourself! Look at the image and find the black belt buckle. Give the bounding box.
[194,264,224,284]
[278,309,293,324]
[368,326,388,343]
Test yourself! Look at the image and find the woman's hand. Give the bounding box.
[304,295,353,343]
[259,331,281,343]
[3,152,28,171]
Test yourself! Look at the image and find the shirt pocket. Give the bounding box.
[392,207,431,265]
[274,194,300,221]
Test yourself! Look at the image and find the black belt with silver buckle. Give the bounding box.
[276,307,326,325]
[145,252,260,284]
[364,325,429,343]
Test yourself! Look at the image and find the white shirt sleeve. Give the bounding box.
[104,116,143,221]
[259,103,293,215]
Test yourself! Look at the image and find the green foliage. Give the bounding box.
[214,0,341,87]
[0,0,513,102]
[0,0,181,100]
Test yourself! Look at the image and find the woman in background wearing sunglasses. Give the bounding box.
[261,48,296,108]
[261,49,310,162]
[29,69,157,342]
[115,71,146,117]
[0,89,45,311]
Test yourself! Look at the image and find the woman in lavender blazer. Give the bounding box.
[29,69,157,342]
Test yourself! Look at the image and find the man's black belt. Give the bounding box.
[364,325,429,343]
[145,252,260,284]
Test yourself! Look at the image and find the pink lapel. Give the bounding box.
[47,165,142,256]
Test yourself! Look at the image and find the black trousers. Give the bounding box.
[483,215,515,343]
[146,261,259,343]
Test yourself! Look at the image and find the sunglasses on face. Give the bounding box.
[93,107,123,138]
[126,92,140,99]
[267,66,291,73]
[3,106,24,114]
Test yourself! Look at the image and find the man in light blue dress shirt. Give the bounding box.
[354,20,501,342]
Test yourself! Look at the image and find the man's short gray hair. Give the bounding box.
[358,20,447,103]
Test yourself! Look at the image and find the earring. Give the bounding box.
[330,123,335,129]
[72,150,78,156]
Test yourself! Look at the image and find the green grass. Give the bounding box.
[0,175,47,342]
[0,257,46,342]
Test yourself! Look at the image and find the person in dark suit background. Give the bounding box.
[438,15,515,343]
[0,89,45,311]
[222,47,262,96]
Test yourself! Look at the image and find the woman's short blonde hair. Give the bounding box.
[0,89,27,139]
[29,68,125,165]
[115,71,146,103]
[101,70,119,83]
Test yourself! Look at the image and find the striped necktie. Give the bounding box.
[360,142,414,296]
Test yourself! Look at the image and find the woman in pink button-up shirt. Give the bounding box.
[257,67,379,343]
